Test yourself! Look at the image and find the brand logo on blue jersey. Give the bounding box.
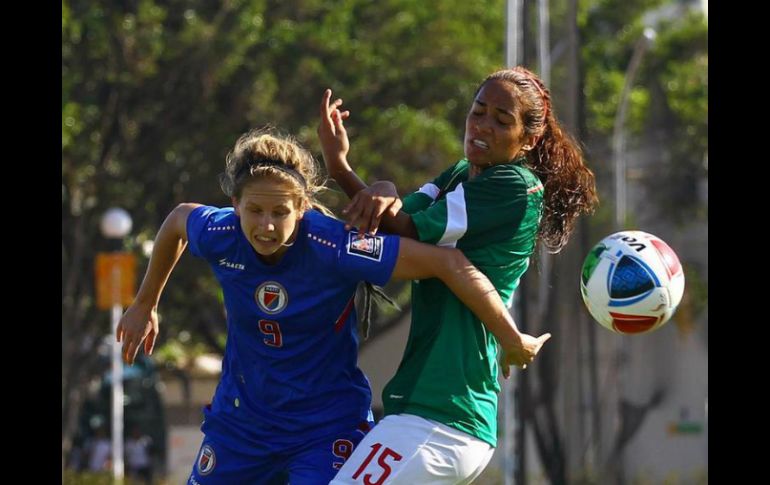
[218,258,245,270]
[256,281,288,314]
[347,233,384,262]
[196,444,216,476]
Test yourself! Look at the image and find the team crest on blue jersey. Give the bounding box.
[256,281,288,314]
[196,444,216,476]
[347,233,383,262]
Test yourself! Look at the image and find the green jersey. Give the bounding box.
[382,157,544,447]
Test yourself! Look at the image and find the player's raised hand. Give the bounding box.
[318,89,351,175]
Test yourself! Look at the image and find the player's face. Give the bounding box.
[234,178,305,264]
[464,79,534,169]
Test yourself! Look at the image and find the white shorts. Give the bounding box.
[330,413,495,485]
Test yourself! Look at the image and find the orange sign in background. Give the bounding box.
[95,252,137,310]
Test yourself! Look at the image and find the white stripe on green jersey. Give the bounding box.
[437,183,467,247]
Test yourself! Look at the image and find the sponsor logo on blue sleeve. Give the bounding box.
[347,233,384,262]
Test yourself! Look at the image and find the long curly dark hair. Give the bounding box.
[479,67,598,253]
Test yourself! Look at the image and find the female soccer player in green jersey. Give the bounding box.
[319,66,598,484]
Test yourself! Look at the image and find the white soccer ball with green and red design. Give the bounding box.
[580,231,685,334]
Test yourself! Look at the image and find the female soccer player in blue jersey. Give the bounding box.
[319,66,598,484]
[117,127,548,484]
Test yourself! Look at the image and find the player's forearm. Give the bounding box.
[440,251,524,351]
[379,211,419,239]
[133,205,193,308]
[326,156,369,199]
[392,241,525,350]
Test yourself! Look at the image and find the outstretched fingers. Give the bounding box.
[319,89,336,134]
[122,338,139,365]
[536,332,552,351]
[320,89,350,139]
[331,108,348,137]
[320,89,332,117]
[342,192,367,232]
[144,330,157,356]
[116,321,124,343]
[502,361,511,379]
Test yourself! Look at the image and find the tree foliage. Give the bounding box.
[62,0,506,462]
[580,1,707,222]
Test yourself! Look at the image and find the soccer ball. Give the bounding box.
[580,231,685,334]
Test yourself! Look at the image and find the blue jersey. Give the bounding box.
[186,206,399,451]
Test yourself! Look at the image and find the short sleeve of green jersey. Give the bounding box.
[402,192,433,215]
[402,161,466,215]
[411,163,540,247]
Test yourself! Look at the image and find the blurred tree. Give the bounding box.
[62,0,506,467]
[641,11,707,222]
[580,0,707,225]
